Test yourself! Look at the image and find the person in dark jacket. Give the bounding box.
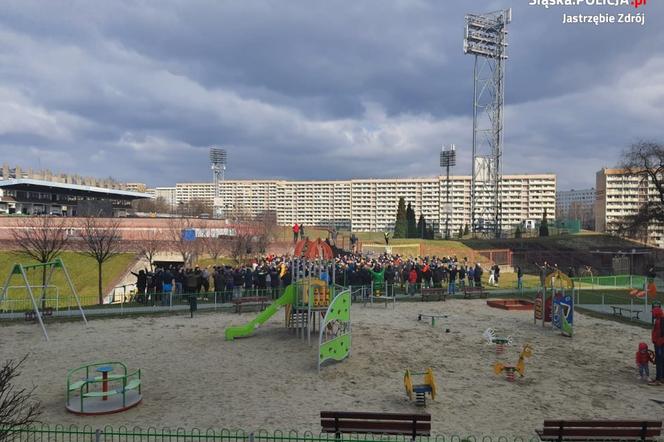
[474,263,483,287]
[183,269,196,294]
[650,307,664,385]
[448,265,458,295]
[131,269,148,303]
[244,266,254,290]
[270,267,280,297]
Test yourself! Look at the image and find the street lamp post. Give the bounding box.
[440,145,457,239]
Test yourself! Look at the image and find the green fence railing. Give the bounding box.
[572,274,647,288]
[1,425,542,442]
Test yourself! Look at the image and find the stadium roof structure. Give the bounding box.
[0,179,152,199]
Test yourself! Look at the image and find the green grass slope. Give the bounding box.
[0,251,136,306]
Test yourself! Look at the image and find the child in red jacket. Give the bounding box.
[637,342,654,382]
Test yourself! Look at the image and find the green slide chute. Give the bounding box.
[224,284,296,341]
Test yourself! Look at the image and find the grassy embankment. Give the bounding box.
[0,251,136,307]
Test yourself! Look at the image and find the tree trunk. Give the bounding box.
[98,261,103,305]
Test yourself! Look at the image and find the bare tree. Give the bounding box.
[255,210,277,253]
[229,233,252,264]
[0,356,41,441]
[200,235,227,263]
[176,199,213,217]
[167,218,199,266]
[10,217,70,308]
[78,217,122,305]
[135,228,164,271]
[132,197,171,214]
[615,141,664,237]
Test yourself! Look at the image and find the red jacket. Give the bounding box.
[408,269,418,284]
[636,350,651,365]
[652,317,664,346]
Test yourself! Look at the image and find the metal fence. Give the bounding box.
[2,425,541,442]
[571,274,647,289]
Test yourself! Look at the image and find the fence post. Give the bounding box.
[169,291,173,310]
[249,432,255,442]
[645,279,649,320]
[95,428,102,442]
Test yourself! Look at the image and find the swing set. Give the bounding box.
[0,258,87,341]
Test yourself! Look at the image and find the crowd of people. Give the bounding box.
[130,249,512,305]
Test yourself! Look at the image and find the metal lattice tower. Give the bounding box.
[464,9,511,238]
[210,147,227,217]
[440,144,456,239]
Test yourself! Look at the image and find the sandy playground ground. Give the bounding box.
[0,299,659,436]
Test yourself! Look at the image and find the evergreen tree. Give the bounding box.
[515,224,522,239]
[458,225,464,239]
[416,214,427,239]
[426,226,435,239]
[406,203,417,238]
[463,224,469,236]
[539,208,550,237]
[393,197,407,238]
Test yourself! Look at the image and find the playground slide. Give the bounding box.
[224,284,296,341]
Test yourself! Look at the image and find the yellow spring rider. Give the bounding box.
[404,368,437,407]
[494,344,533,382]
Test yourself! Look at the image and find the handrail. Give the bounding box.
[66,361,128,392]
[67,363,140,412]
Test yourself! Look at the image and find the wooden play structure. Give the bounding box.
[404,368,437,407]
[66,361,142,415]
[494,344,533,382]
[534,270,575,337]
[0,258,87,341]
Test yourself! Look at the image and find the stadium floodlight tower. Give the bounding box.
[210,147,227,218]
[440,144,456,239]
[464,8,511,238]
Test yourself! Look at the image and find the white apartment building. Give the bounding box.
[556,187,595,229]
[595,168,664,247]
[189,174,556,234]
[175,182,214,206]
[154,187,178,209]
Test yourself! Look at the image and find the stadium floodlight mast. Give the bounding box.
[464,8,511,238]
[440,144,456,239]
[210,147,227,218]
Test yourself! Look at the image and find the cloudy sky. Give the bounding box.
[0,0,662,189]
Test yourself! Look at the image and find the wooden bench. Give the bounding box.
[421,288,446,302]
[321,411,431,440]
[611,306,642,320]
[536,420,662,442]
[463,286,486,299]
[234,296,270,313]
[418,313,448,326]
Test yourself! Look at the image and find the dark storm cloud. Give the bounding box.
[0,0,662,189]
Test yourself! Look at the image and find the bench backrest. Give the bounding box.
[321,411,431,437]
[540,420,662,440]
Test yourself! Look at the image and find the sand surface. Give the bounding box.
[0,299,658,437]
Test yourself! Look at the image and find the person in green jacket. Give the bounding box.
[369,264,385,296]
